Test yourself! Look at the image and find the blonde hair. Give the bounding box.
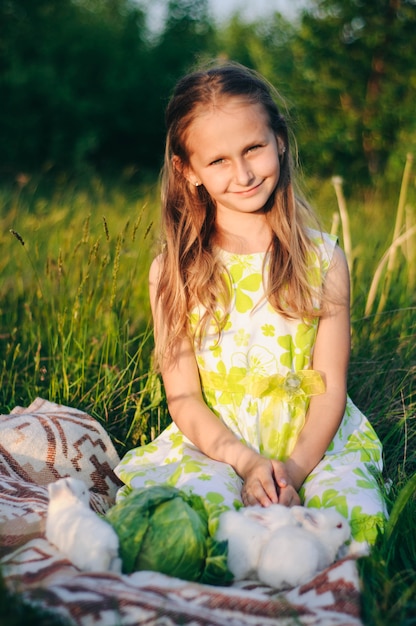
[154,61,323,367]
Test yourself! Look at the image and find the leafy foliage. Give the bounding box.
[215,1,416,185]
[0,0,214,175]
[291,0,416,182]
[1,0,415,185]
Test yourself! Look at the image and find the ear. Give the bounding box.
[292,506,320,529]
[243,509,267,524]
[48,481,58,498]
[172,155,200,188]
[276,136,286,158]
[300,510,327,534]
[290,506,307,524]
[48,478,69,500]
[172,154,184,175]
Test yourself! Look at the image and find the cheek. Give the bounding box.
[263,154,281,185]
[202,171,227,194]
[263,150,281,174]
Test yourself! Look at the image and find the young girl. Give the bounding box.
[115,61,387,551]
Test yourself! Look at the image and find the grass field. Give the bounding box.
[0,170,415,625]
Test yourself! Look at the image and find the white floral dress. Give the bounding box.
[115,231,387,546]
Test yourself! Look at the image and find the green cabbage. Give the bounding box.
[106,485,232,585]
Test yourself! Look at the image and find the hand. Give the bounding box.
[239,454,301,508]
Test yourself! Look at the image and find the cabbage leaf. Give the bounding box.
[106,485,232,585]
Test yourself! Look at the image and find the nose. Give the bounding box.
[233,158,255,186]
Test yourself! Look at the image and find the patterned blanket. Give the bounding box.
[0,398,363,625]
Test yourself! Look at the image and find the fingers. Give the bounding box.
[240,457,280,506]
[242,480,300,507]
[271,462,301,506]
[241,481,278,507]
[241,456,296,506]
[276,483,301,507]
[271,461,289,487]
[241,458,301,508]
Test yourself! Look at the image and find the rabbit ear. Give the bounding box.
[47,481,58,498]
[65,477,90,501]
[302,511,320,529]
[48,478,71,500]
[65,478,80,497]
[292,507,321,530]
[290,506,308,524]
[242,507,274,527]
[243,509,265,523]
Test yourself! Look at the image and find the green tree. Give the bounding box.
[215,1,416,185]
[289,0,416,183]
[152,0,216,89]
[214,12,295,87]
[135,0,217,172]
[0,0,219,176]
[0,0,153,174]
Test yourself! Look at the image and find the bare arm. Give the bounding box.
[285,245,351,490]
[241,245,351,505]
[149,246,350,508]
[149,256,289,505]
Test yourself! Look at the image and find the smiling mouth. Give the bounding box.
[234,181,263,195]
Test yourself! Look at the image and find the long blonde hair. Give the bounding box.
[154,61,322,366]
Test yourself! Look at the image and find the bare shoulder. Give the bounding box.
[149,253,164,283]
[327,244,349,277]
[324,244,350,304]
[149,254,165,315]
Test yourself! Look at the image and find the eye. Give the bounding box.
[210,157,226,166]
[247,144,262,153]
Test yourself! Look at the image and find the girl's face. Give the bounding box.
[182,98,284,218]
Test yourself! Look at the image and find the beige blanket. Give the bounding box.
[0,398,363,625]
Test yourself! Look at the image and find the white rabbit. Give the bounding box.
[215,509,269,580]
[46,477,121,573]
[241,503,300,532]
[290,506,351,564]
[257,507,351,589]
[215,504,299,580]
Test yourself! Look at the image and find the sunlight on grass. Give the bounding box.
[0,178,165,449]
[0,171,415,625]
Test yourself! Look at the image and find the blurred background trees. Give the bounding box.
[0,0,415,186]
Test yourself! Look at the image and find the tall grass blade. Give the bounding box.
[331,176,352,269]
[9,229,44,299]
[331,176,353,301]
[365,225,416,316]
[404,203,415,294]
[330,211,340,237]
[384,472,416,543]
[377,153,413,314]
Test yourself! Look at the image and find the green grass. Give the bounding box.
[0,174,415,625]
[358,475,416,625]
[0,176,168,448]
[0,573,71,626]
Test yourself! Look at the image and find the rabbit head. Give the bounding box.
[46,477,120,573]
[215,509,270,580]
[48,477,90,508]
[242,504,298,532]
[291,507,351,560]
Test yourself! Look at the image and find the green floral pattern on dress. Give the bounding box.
[278,321,318,370]
[115,230,387,548]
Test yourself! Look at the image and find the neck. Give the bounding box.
[214,212,272,254]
